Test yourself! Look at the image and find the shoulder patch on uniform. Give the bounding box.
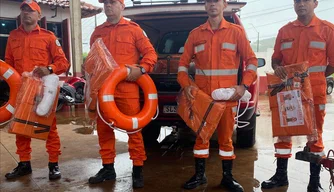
[56,39,61,47]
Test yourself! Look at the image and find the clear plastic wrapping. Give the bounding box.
[82,38,119,119]
[8,72,59,140]
[177,86,226,144]
[266,62,317,141]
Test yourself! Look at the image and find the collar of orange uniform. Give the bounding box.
[201,18,229,31]
[101,17,128,28]
[292,15,320,27]
[19,24,41,33]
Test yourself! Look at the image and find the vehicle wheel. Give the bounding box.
[327,83,333,95]
[236,113,256,148]
[56,99,65,112]
[74,82,84,95]
[141,122,161,147]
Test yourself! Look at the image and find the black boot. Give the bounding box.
[88,163,116,184]
[5,161,32,179]
[132,166,144,188]
[261,158,289,189]
[183,158,207,189]
[49,162,61,180]
[307,163,324,192]
[220,160,244,192]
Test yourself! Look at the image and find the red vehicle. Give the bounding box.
[124,0,265,148]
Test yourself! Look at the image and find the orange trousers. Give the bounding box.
[96,97,147,166]
[274,104,326,158]
[16,118,61,163]
[193,106,237,160]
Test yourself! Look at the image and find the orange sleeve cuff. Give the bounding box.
[139,63,151,73]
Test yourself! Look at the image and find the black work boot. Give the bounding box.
[88,163,116,184]
[183,158,207,189]
[49,162,61,180]
[5,161,32,179]
[261,158,289,189]
[132,166,144,188]
[220,160,244,192]
[307,163,324,192]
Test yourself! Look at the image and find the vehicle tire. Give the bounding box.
[142,122,161,147]
[327,83,333,95]
[74,82,84,96]
[236,113,256,148]
[56,99,65,112]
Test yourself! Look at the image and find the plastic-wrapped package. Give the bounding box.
[36,74,59,116]
[177,86,226,144]
[266,62,317,140]
[8,72,59,140]
[82,38,119,119]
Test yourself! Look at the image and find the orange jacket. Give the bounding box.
[5,25,69,75]
[177,19,258,99]
[272,16,334,104]
[90,17,157,98]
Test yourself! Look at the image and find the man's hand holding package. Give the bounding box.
[126,65,142,82]
[33,66,50,78]
[184,86,195,100]
[274,66,287,80]
[229,85,246,101]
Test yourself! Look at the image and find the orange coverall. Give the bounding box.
[90,17,157,166]
[177,19,258,160]
[272,16,334,158]
[5,25,70,163]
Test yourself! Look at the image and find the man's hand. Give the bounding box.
[33,67,50,78]
[184,86,195,100]
[274,66,287,79]
[126,65,142,82]
[229,85,246,101]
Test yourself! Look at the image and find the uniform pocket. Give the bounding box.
[116,36,134,55]
[11,40,22,61]
[194,75,209,94]
[310,75,326,97]
[221,42,237,66]
[29,41,49,61]
[193,40,207,62]
[308,41,326,62]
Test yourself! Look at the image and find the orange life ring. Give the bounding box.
[98,67,158,131]
[0,60,21,124]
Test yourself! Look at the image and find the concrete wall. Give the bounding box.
[0,0,73,76]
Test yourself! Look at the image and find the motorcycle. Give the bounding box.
[57,76,85,111]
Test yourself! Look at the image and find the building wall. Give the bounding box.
[0,0,73,76]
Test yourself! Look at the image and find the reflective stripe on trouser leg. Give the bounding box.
[194,137,210,158]
[274,140,293,158]
[218,106,236,160]
[115,98,147,165]
[46,118,61,162]
[309,104,326,157]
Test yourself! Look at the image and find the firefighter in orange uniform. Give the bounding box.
[177,0,258,191]
[4,0,69,180]
[261,0,334,191]
[88,0,157,188]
